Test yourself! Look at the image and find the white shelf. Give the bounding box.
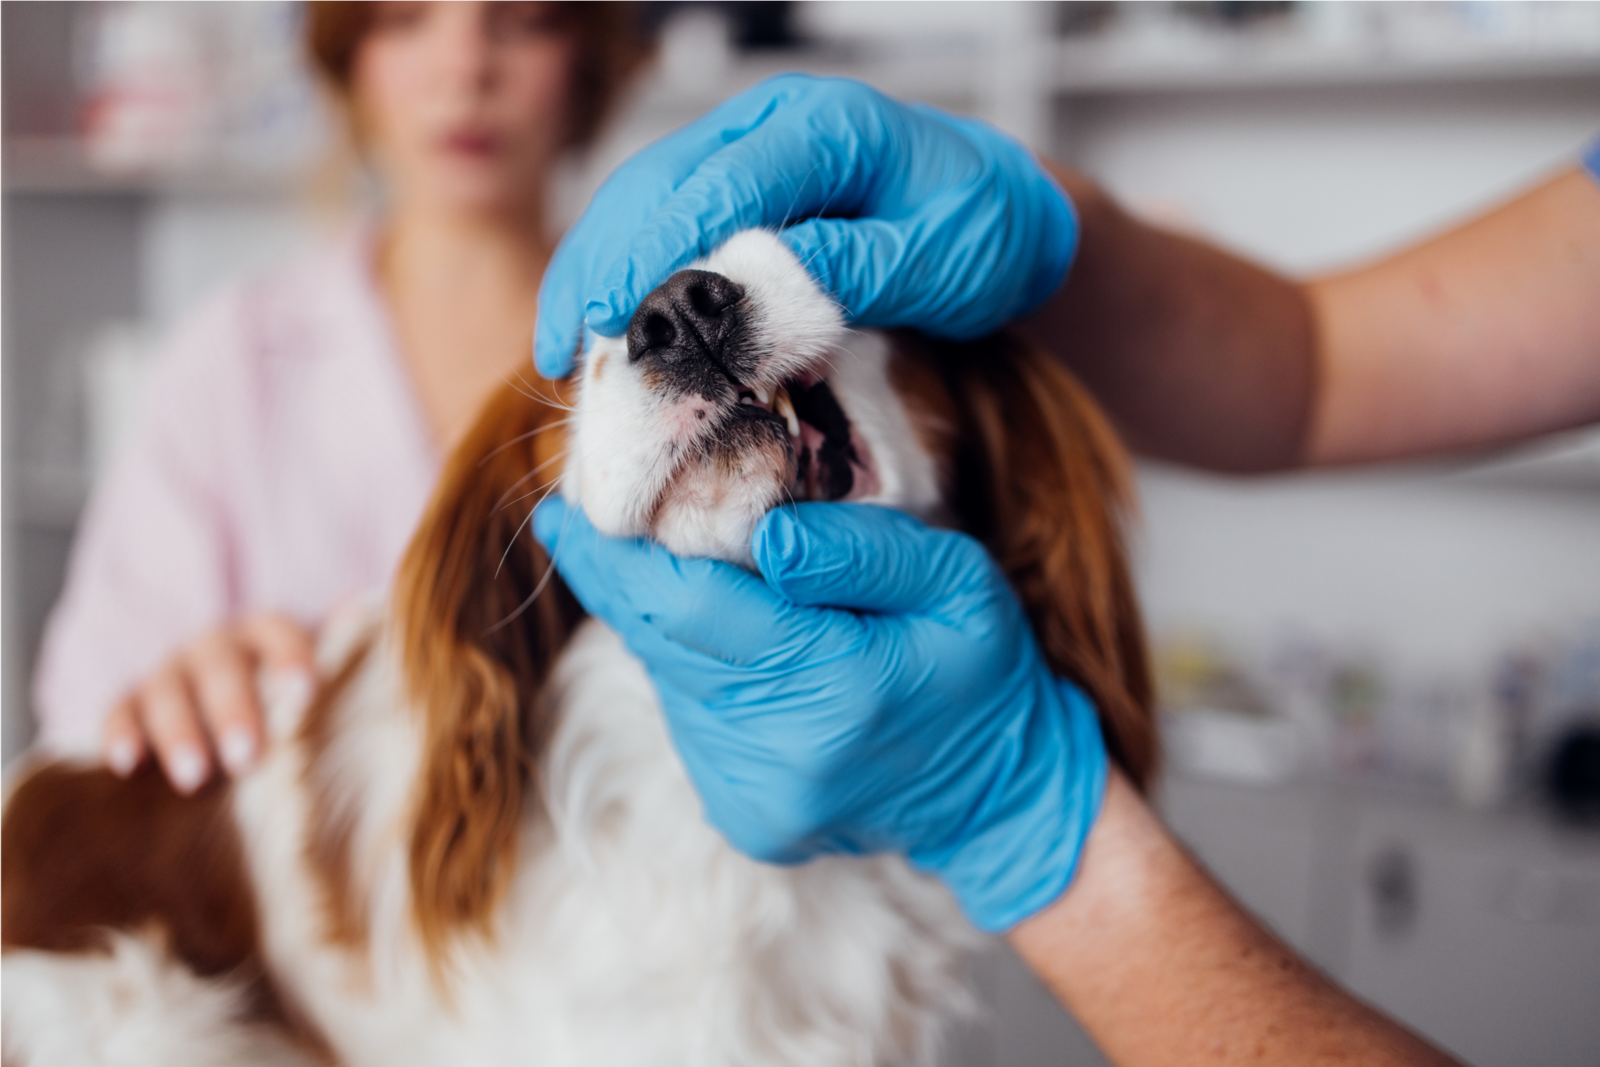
[625,48,985,128]
[641,37,1600,111]
[2,136,305,197]
[1450,426,1600,493]
[1048,37,1600,94]
[9,33,1596,200]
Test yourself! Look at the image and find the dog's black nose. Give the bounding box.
[627,270,746,369]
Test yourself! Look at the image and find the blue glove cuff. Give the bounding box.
[913,677,1109,933]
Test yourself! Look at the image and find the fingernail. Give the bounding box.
[219,728,257,774]
[168,745,208,794]
[106,737,139,776]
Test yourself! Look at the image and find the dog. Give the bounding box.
[2,230,1155,1066]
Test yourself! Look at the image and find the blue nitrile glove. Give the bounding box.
[534,74,1077,378]
[534,498,1108,933]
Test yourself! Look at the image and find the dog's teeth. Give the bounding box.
[739,391,757,405]
[775,390,800,438]
[754,387,772,408]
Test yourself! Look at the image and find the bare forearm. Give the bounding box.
[1017,166,1318,472]
[1306,167,1600,465]
[1020,163,1600,472]
[1008,772,1461,1067]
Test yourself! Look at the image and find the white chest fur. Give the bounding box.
[243,620,978,1067]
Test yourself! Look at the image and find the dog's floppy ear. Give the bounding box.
[895,333,1158,791]
[393,378,583,958]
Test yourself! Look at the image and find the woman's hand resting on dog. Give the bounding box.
[102,612,314,793]
[536,497,1107,934]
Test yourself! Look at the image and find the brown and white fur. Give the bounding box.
[2,231,1155,1067]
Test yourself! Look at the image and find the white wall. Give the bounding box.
[1070,81,1598,272]
[1062,79,1600,680]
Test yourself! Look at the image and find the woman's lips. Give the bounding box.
[439,129,500,158]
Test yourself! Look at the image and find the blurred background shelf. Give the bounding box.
[10,464,89,531]
[3,135,304,196]
[12,35,1600,202]
[1047,37,1600,93]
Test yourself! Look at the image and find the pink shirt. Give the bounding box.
[34,234,441,753]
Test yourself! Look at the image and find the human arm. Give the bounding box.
[535,499,1106,930]
[1010,770,1460,1066]
[537,498,1458,1064]
[536,73,1600,470]
[1024,162,1600,470]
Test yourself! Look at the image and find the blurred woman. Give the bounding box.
[34,2,647,791]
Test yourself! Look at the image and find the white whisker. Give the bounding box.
[493,469,567,581]
[494,450,570,511]
[485,482,583,635]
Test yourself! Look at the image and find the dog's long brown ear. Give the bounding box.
[895,333,1158,791]
[393,378,583,958]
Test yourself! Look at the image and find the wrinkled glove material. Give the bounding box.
[535,74,1077,377]
[535,498,1108,933]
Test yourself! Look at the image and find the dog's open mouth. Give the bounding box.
[732,371,877,502]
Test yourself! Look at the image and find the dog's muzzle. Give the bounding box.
[626,269,863,502]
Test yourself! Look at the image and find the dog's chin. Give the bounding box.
[594,373,884,569]
[649,459,788,569]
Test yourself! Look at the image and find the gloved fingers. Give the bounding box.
[534,85,808,377]
[534,498,727,649]
[534,263,593,378]
[534,498,831,668]
[752,503,1001,618]
[656,680,831,865]
[782,198,1036,339]
[583,106,885,337]
[778,216,909,326]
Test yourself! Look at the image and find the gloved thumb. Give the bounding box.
[753,504,993,616]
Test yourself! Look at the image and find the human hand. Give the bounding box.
[535,74,1076,377]
[101,613,314,793]
[535,498,1107,932]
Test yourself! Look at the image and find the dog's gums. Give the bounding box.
[732,373,880,503]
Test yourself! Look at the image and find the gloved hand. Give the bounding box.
[534,498,1108,933]
[535,74,1077,378]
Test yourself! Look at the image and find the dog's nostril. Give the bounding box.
[686,280,732,318]
[640,311,676,351]
[627,269,746,366]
